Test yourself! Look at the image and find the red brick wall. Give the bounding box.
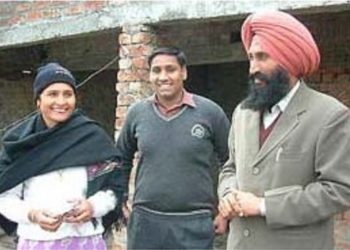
[115,25,155,133]
[307,69,350,106]
[0,1,115,27]
[305,11,350,100]
[0,77,34,137]
[307,69,350,249]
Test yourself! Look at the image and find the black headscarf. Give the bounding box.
[0,109,119,233]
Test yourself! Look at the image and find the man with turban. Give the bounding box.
[218,10,350,249]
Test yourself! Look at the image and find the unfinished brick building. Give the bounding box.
[0,1,349,249]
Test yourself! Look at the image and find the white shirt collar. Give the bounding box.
[271,80,300,113]
[263,80,301,128]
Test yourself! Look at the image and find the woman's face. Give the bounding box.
[36,82,76,128]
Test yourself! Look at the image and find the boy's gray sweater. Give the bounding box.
[116,94,230,212]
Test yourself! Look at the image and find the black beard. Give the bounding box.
[242,67,291,111]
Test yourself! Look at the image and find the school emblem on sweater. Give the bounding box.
[191,124,205,139]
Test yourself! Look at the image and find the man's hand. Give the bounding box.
[236,191,262,217]
[213,213,228,235]
[122,202,132,221]
[218,190,241,219]
[218,190,263,219]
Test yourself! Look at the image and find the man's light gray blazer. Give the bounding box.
[219,83,350,249]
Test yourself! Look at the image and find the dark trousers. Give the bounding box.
[127,206,214,250]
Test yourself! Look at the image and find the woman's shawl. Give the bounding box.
[0,109,122,234]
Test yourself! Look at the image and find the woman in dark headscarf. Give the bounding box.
[0,63,122,250]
